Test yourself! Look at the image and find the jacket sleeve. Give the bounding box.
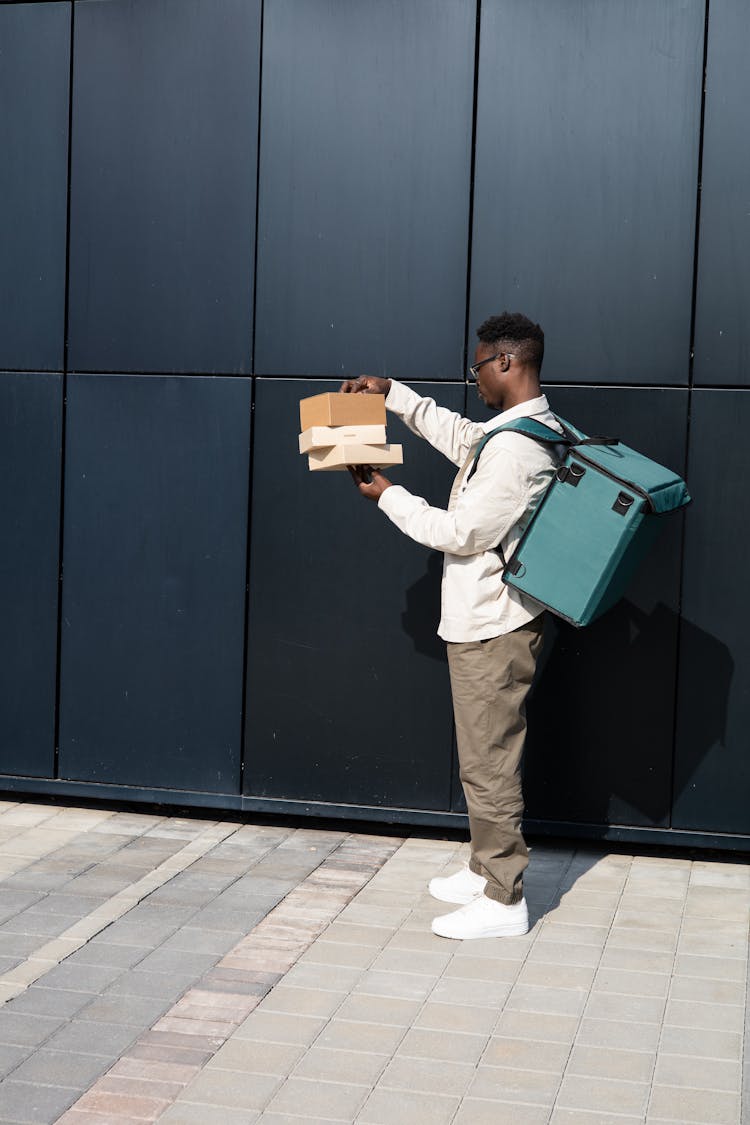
[378,437,531,555]
[385,380,483,468]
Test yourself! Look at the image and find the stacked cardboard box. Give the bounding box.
[298,393,403,472]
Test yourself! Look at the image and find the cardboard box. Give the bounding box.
[299,392,386,431]
[307,443,403,471]
[298,424,387,453]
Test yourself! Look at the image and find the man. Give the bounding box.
[342,312,561,940]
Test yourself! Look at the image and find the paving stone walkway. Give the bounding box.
[0,799,748,1124]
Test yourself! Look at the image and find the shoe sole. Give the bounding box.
[431,919,529,939]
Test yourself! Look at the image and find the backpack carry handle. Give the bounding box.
[555,419,620,447]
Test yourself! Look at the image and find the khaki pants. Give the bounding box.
[447,616,544,905]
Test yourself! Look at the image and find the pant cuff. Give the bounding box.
[483,882,524,906]
[469,858,523,905]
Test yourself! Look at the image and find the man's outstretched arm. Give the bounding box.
[349,442,530,558]
[341,376,481,467]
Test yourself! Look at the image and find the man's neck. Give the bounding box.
[497,376,542,412]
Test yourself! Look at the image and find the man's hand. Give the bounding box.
[340,375,391,396]
[348,465,393,501]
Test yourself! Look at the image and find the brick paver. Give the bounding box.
[0,799,748,1124]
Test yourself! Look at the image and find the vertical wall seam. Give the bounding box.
[668,0,711,827]
[688,0,711,387]
[446,378,472,814]
[53,0,76,778]
[461,0,482,380]
[239,0,265,795]
[250,0,264,378]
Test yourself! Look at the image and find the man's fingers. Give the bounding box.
[341,375,390,395]
[348,464,372,486]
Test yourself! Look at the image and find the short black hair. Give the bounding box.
[476,312,545,372]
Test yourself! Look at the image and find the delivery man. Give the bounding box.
[342,312,560,939]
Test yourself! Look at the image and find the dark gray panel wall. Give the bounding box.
[0,3,69,372]
[0,374,62,778]
[693,1,750,385]
[68,0,260,375]
[673,391,745,831]
[255,0,475,380]
[454,385,688,826]
[3,0,747,848]
[59,374,251,792]
[245,380,463,809]
[470,0,703,385]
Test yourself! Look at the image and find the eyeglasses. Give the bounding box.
[468,352,515,380]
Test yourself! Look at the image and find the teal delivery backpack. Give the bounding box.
[469,417,691,628]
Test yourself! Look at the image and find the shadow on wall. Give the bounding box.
[397,549,734,835]
[400,551,447,663]
[524,602,733,830]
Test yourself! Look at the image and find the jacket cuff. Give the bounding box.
[385,379,419,417]
[378,483,418,518]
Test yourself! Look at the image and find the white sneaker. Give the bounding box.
[431,894,529,939]
[428,864,487,905]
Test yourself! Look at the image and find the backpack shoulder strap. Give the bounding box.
[467,417,574,482]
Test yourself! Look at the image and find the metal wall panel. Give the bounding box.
[255,0,475,380]
[452,384,688,827]
[470,0,703,385]
[58,374,251,792]
[244,379,464,810]
[68,0,260,375]
[0,2,69,372]
[2,0,747,849]
[0,374,62,778]
[693,1,750,385]
[673,390,747,831]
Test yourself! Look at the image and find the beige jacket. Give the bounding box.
[378,380,561,642]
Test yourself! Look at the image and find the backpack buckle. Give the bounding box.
[556,462,586,487]
[612,491,635,516]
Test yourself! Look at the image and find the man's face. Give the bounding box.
[472,343,508,410]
